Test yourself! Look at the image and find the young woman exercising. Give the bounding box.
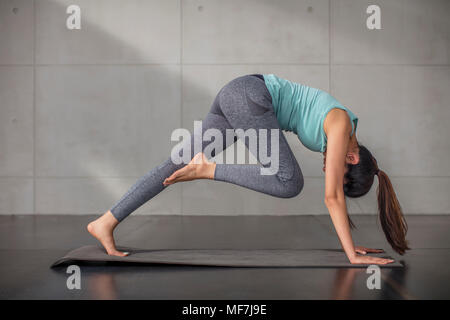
[87,74,409,265]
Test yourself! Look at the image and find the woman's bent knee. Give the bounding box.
[276,173,304,198]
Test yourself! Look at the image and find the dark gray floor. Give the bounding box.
[0,214,449,299]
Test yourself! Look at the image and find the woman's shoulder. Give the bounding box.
[323,108,354,136]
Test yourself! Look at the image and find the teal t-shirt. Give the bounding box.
[262,74,358,153]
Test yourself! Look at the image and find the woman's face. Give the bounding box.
[322,151,351,176]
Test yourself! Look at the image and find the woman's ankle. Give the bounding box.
[193,153,216,180]
[101,211,120,228]
[206,162,216,179]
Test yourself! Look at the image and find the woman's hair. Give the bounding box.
[344,144,410,255]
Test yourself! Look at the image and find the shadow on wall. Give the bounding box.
[35,0,182,216]
[33,0,332,217]
[22,0,450,217]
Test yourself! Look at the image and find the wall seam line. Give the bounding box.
[32,0,36,215]
[180,0,184,216]
[2,175,450,179]
[329,0,332,93]
[2,63,449,67]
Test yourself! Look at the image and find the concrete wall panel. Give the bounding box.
[36,0,180,64]
[183,0,329,64]
[0,0,34,64]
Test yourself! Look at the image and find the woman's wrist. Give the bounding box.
[346,250,357,262]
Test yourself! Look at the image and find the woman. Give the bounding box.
[87,74,409,264]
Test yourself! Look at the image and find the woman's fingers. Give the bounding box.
[351,255,394,265]
[364,247,384,253]
[356,246,384,254]
[370,257,394,265]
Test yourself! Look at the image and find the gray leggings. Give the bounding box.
[110,74,304,222]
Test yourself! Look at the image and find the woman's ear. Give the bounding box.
[346,151,360,165]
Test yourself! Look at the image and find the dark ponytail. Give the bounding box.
[344,144,410,255]
[375,167,410,255]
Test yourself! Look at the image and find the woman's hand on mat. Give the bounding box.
[355,246,384,255]
[350,247,392,265]
[349,255,394,265]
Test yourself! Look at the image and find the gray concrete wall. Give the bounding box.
[1,0,449,216]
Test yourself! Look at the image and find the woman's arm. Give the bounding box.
[324,112,357,261]
[324,110,393,265]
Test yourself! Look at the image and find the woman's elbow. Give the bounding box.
[324,196,343,207]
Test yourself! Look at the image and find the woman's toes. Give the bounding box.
[108,250,129,257]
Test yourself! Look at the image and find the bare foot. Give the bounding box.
[163,152,216,186]
[87,211,129,257]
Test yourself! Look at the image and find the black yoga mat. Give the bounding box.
[51,245,402,268]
